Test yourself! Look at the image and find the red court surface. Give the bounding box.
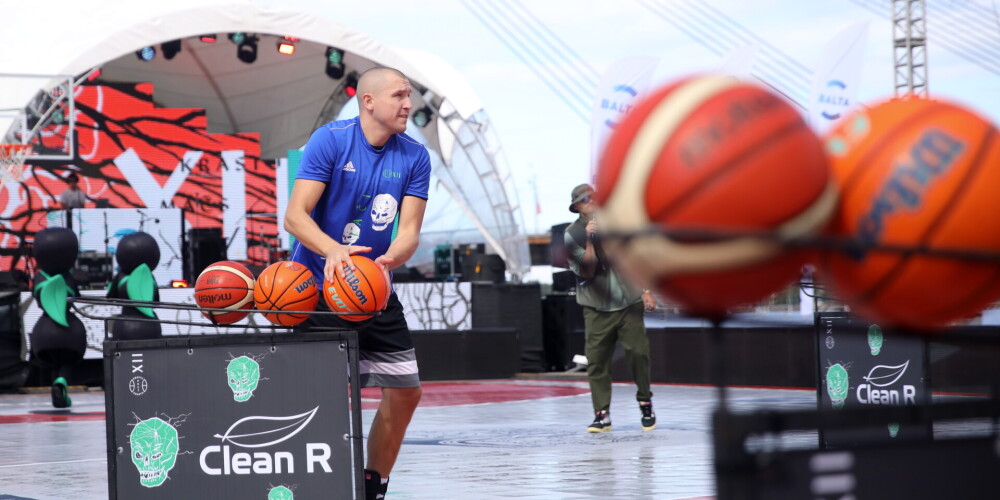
[0,411,105,424]
[0,382,590,422]
[360,381,591,410]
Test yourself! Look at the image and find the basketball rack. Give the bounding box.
[67,296,383,330]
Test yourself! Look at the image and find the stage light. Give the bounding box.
[412,106,434,128]
[326,47,344,65]
[200,34,217,43]
[325,47,345,79]
[136,46,156,61]
[161,40,182,60]
[170,279,190,288]
[237,36,258,64]
[344,73,359,97]
[86,68,102,82]
[229,32,246,44]
[277,36,297,55]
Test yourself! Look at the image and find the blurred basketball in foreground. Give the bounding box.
[254,261,318,326]
[819,97,1000,330]
[594,74,835,317]
[194,261,255,325]
[322,255,390,322]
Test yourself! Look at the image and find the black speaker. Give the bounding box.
[541,294,585,371]
[550,222,570,269]
[0,271,28,291]
[552,270,577,293]
[460,253,506,283]
[187,228,226,281]
[411,328,520,380]
[76,251,112,287]
[391,266,426,283]
[472,283,546,372]
[433,245,454,278]
[0,291,27,392]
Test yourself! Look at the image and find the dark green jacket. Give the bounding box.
[564,215,642,312]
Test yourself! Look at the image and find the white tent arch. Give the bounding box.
[1,1,530,279]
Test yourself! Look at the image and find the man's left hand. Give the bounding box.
[642,290,656,312]
[374,255,396,285]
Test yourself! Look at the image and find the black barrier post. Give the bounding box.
[103,327,118,500]
[814,311,847,449]
[710,316,748,500]
[102,209,112,285]
[710,317,728,410]
[994,381,1000,437]
[710,317,732,499]
[347,331,365,500]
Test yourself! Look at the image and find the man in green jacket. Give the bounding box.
[564,183,657,432]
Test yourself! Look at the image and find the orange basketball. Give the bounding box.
[594,75,835,317]
[322,255,390,322]
[819,97,1000,330]
[194,261,256,325]
[254,261,319,326]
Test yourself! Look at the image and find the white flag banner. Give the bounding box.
[590,56,659,183]
[809,22,869,133]
[718,44,758,79]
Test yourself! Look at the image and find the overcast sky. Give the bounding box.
[11,0,1000,237]
[284,0,1000,234]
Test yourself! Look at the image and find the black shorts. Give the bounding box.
[300,293,420,388]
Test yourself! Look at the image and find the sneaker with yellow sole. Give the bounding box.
[640,401,656,431]
[587,410,611,433]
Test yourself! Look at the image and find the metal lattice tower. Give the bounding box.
[892,0,929,97]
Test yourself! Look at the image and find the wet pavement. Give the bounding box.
[0,379,816,499]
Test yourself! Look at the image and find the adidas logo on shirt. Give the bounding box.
[342,161,356,172]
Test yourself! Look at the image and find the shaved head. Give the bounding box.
[356,66,414,145]
[357,67,408,105]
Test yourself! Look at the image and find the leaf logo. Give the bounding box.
[863,361,909,388]
[213,407,319,448]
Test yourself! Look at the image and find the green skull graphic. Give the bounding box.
[826,363,849,409]
[227,356,261,402]
[868,324,883,356]
[130,417,179,488]
[888,422,900,438]
[268,485,294,500]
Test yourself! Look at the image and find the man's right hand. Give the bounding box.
[585,218,598,241]
[323,243,372,282]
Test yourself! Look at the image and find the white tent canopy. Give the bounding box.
[1,1,530,278]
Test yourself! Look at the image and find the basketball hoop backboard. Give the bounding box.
[0,72,77,162]
[0,143,31,184]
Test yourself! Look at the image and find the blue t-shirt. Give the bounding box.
[290,116,431,281]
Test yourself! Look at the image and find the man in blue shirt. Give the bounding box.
[285,66,430,500]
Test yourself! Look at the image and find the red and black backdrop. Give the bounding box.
[0,81,281,280]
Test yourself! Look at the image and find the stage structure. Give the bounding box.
[0,2,530,282]
[893,0,929,97]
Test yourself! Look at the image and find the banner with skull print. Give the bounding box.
[816,312,930,447]
[105,334,363,499]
